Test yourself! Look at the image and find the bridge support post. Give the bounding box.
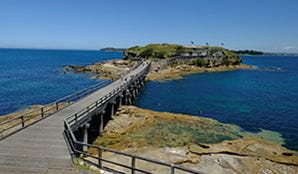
[119,95,123,108]
[125,89,131,105]
[132,88,136,99]
[111,103,115,118]
[135,86,139,96]
[99,110,105,135]
[128,95,132,105]
[83,123,90,152]
[140,81,144,88]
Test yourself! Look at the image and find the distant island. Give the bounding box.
[263,52,298,56]
[100,47,126,52]
[232,49,264,55]
[231,49,298,57]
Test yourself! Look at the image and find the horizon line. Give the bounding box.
[0,46,297,54]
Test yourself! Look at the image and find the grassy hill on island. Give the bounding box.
[124,43,242,67]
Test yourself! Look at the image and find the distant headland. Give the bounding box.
[100,47,126,52]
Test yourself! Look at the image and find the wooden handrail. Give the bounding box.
[0,77,111,138]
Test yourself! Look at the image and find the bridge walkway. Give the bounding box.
[0,62,148,174]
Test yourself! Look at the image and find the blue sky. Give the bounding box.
[0,0,298,52]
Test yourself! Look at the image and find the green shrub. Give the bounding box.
[208,47,224,55]
[139,48,154,58]
[223,50,242,65]
[154,51,167,59]
[176,45,188,54]
[195,58,207,67]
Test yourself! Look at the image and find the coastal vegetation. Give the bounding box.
[124,44,242,66]
[123,43,250,80]
[125,44,180,59]
[194,58,207,67]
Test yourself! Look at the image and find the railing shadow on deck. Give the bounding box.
[63,63,203,174]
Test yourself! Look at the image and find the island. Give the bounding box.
[65,44,253,81]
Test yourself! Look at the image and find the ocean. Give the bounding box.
[0,48,122,115]
[0,49,297,150]
[136,56,298,150]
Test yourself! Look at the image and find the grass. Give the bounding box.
[125,44,242,66]
[126,44,184,59]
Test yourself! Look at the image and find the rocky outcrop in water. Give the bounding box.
[88,106,298,174]
[63,59,136,80]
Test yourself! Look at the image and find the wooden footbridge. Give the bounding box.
[0,61,201,174]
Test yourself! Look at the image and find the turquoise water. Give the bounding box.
[0,48,122,115]
[136,56,298,150]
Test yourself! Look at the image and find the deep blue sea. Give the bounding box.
[136,56,298,150]
[0,48,122,115]
[0,49,297,150]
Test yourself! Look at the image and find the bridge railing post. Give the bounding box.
[171,164,175,174]
[41,107,44,118]
[131,156,136,174]
[75,114,78,127]
[21,115,25,127]
[98,147,102,168]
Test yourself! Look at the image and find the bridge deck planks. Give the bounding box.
[0,63,147,173]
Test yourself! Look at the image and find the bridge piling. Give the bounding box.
[110,102,115,118]
[119,95,123,108]
[99,110,105,135]
[83,123,90,152]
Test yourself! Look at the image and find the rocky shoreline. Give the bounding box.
[88,106,298,174]
[63,59,253,81]
[63,59,137,80]
[147,62,253,81]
